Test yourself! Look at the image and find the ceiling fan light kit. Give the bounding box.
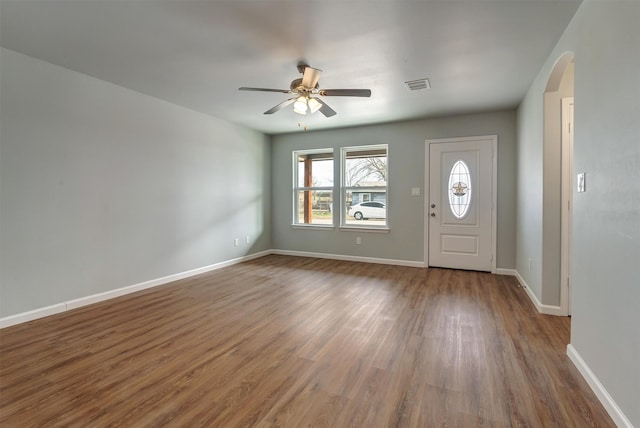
[293,96,309,115]
[239,64,371,118]
[307,97,322,114]
[293,96,322,115]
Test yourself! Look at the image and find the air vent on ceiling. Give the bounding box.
[405,78,431,91]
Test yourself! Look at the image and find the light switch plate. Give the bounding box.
[577,173,586,192]
[411,187,421,196]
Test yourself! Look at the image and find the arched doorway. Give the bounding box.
[543,52,574,316]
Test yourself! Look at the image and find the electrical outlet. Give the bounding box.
[234,238,239,247]
[356,237,362,245]
[528,258,532,270]
[245,236,250,244]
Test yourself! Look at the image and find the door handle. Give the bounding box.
[431,204,436,208]
[430,212,436,217]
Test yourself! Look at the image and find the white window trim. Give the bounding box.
[291,224,335,230]
[292,149,334,228]
[341,144,389,229]
[339,225,390,233]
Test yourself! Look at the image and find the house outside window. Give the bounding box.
[293,149,333,226]
[342,145,388,227]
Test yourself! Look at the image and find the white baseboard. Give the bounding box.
[513,270,565,316]
[0,303,69,329]
[0,250,271,329]
[567,344,633,428]
[0,253,565,329]
[270,249,427,268]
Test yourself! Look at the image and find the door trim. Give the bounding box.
[560,97,574,316]
[424,135,498,273]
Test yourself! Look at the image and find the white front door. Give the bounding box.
[427,136,496,272]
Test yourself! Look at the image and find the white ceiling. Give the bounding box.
[0,1,581,135]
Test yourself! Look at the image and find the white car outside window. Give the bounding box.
[348,202,386,220]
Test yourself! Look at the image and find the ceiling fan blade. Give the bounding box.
[301,67,322,88]
[315,98,337,117]
[320,89,372,97]
[264,98,296,115]
[239,87,291,94]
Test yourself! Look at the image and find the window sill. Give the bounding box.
[291,224,335,230]
[339,226,390,234]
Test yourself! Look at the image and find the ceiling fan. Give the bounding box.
[239,63,371,117]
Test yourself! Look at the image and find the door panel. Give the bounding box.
[428,137,495,271]
[441,234,478,255]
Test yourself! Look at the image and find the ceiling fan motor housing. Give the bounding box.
[290,78,318,93]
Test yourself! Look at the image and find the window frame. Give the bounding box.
[340,144,389,230]
[292,148,335,228]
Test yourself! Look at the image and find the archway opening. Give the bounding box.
[542,52,574,318]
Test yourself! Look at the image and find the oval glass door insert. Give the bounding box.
[448,160,471,218]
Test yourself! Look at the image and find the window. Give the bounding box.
[342,145,388,227]
[293,149,333,225]
[448,160,471,219]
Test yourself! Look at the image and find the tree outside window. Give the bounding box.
[342,145,388,227]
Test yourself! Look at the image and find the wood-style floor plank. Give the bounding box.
[1,255,614,427]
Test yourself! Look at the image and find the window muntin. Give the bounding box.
[293,150,334,225]
[342,145,388,227]
[448,160,471,219]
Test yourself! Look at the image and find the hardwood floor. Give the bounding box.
[1,255,613,427]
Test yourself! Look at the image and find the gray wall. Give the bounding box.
[517,1,640,424]
[272,111,517,269]
[0,48,272,317]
